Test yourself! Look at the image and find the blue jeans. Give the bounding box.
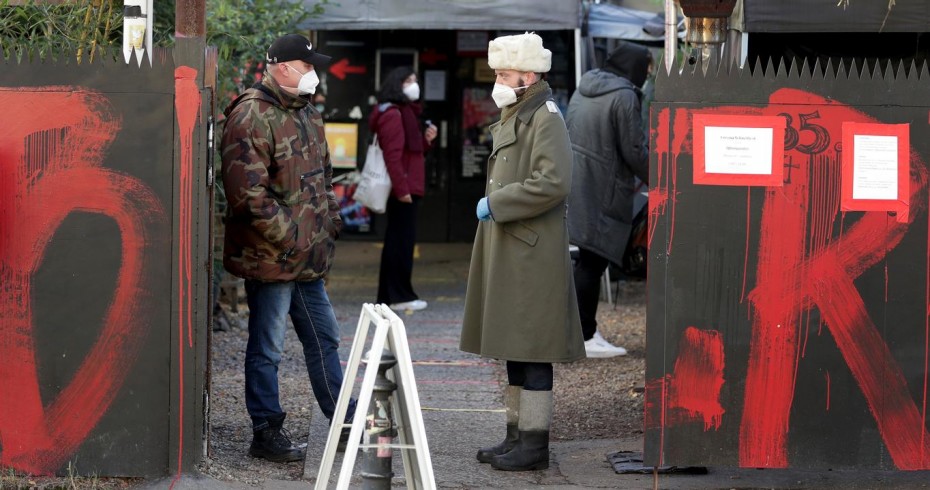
[244,279,355,431]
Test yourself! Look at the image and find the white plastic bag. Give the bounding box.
[353,135,392,213]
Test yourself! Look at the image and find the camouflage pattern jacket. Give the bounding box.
[221,75,341,282]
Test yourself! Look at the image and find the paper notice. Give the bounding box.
[704,126,774,175]
[424,70,446,101]
[852,134,898,200]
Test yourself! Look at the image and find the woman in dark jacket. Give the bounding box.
[369,66,437,311]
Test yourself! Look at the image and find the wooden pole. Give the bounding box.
[175,0,205,39]
[170,0,209,476]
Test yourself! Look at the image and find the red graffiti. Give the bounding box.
[742,89,930,469]
[825,371,831,412]
[0,88,166,474]
[649,108,671,249]
[172,66,200,487]
[652,88,930,469]
[645,327,725,436]
[649,108,687,254]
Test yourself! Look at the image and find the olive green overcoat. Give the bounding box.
[460,84,585,363]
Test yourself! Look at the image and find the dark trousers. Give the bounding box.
[506,361,553,391]
[573,247,609,341]
[377,196,420,304]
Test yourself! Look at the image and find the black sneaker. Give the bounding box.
[249,425,305,463]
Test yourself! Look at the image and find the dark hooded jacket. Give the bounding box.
[220,74,341,282]
[565,42,650,265]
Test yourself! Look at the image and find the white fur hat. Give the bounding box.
[487,32,551,73]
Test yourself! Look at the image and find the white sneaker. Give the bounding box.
[585,332,627,358]
[389,299,428,311]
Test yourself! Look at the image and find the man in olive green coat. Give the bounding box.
[460,32,584,472]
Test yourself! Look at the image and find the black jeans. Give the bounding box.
[573,247,609,341]
[506,361,553,391]
[377,196,420,304]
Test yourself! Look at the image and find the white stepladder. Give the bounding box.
[313,303,436,490]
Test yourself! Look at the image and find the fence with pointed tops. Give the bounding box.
[647,53,930,470]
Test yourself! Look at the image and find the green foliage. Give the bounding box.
[0,0,121,62]
[151,0,329,108]
[209,0,328,108]
[0,0,329,107]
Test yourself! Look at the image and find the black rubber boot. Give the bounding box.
[476,424,519,463]
[489,430,550,471]
[249,415,305,463]
[476,385,521,463]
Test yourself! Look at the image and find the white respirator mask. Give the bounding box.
[491,82,527,108]
[403,82,421,101]
[286,64,320,95]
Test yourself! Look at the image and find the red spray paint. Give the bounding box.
[825,371,831,412]
[740,89,930,469]
[172,66,201,487]
[650,108,671,249]
[651,88,930,469]
[0,88,166,474]
[651,107,690,252]
[645,327,725,433]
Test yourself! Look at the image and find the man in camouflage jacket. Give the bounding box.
[221,34,355,463]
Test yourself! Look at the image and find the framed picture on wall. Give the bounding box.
[474,58,495,83]
[324,122,359,169]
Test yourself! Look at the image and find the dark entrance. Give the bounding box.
[315,29,576,242]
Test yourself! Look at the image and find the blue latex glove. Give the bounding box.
[476,197,492,221]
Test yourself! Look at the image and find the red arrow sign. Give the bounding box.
[420,49,448,65]
[329,58,367,80]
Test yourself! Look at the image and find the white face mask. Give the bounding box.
[491,82,527,108]
[403,82,420,101]
[285,64,320,95]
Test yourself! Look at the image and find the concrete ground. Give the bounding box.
[143,241,930,489]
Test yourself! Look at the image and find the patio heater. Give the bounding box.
[677,0,737,67]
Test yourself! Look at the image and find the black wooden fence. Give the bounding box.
[0,46,212,477]
[646,57,930,470]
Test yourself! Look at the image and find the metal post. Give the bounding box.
[665,0,677,74]
[361,351,398,489]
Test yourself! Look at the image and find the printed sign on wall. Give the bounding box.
[841,122,910,221]
[693,113,786,186]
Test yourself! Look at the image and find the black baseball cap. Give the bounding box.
[266,34,332,68]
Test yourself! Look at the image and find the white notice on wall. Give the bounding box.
[424,70,446,101]
[852,134,899,200]
[704,126,773,175]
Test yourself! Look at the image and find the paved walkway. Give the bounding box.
[146,241,930,489]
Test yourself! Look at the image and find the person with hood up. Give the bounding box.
[566,42,652,358]
[460,32,585,472]
[368,66,437,312]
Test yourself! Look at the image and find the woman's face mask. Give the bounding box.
[285,63,320,95]
[403,82,420,101]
